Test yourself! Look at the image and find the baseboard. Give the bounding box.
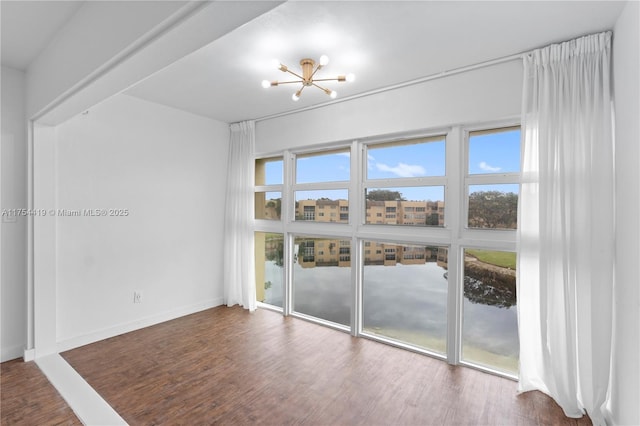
[1,344,26,362]
[56,297,223,353]
[36,354,126,425]
[23,348,36,362]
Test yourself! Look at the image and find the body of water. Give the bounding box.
[263,260,519,373]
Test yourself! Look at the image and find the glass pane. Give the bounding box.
[363,243,448,354]
[296,150,350,184]
[295,190,349,223]
[255,232,284,308]
[462,249,518,375]
[468,184,518,229]
[468,128,521,175]
[365,187,444,226]
[293,236,351,326]
[255,191,281,220]
[367,136,445,179]
[255,157,283,185]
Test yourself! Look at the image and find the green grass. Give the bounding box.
[466,249,516,269]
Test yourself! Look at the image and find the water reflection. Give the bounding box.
[462,252,518,373]
[261,239,519,373]
[363,260,448,353]
[293,262,351,326]
[464,276,516,308]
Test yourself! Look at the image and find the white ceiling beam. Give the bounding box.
[28,1,284,126]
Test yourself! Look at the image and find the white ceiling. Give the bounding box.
[125,1,626,123]
[1,1,84,70]
[1,1,627,123]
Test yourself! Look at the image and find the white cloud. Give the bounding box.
[479,161,501,172]
[367,154,375,169]
[376,162,426,177]
[337,152,350,157]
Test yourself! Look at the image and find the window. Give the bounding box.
[292,236,351,327]
[256,157,283,185]
[255,192,282,220]
[367,137,445,179]
[255,232,284,308]
[462,249,518,375]
[466,127,520,229]
[294,149,350,223]
[255,158,283,221]
[296,150,350,184]
[365,136,446,227]
[302,205,315,221]
[254,122,521,379]
[363,242,448,354]
[468,184,518,229]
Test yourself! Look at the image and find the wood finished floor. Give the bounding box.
[57,306,592,425]
[0,358,81,425]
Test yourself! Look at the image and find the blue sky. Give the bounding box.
[468,129,520,175]
[263,129,521,201]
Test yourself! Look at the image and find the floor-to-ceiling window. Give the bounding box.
[254,123,520,378]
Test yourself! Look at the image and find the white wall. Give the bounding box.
[1,66,27,361]
[255,60,523,152]
[611,2,640,425]
[53,94,228,349]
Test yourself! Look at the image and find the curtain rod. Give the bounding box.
[254,51,525,123]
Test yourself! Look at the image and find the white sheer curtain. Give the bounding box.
[517,32,613,425]
[223,121,256,311]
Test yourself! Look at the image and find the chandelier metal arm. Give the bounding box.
[311,77,344,82]
[272,80,304,85]
[311,81,332,93]
[282,68,305,82]
[309,64,323,80]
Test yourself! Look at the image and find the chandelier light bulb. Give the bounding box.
[329,90,337,99]
[346,73,356,83]
[319,55,329,66]
[261,80,271,89]
[292,92,301,101]
[271,58,281,69]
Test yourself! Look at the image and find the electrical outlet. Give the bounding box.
[133,291,142,303]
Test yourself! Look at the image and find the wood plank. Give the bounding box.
[36,354,126,425]
[59,306,592,425]
[1,358,81,425]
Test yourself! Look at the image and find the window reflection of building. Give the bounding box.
[437,247,448,268]
[296,237,443,269]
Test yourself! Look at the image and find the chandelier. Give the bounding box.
[261,55,355,101]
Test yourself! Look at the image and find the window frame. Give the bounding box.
[253,119,521,379]
[291,146,352,225]
[463,124,521,235]
[362,132,448,229]
[255,156,284,222]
